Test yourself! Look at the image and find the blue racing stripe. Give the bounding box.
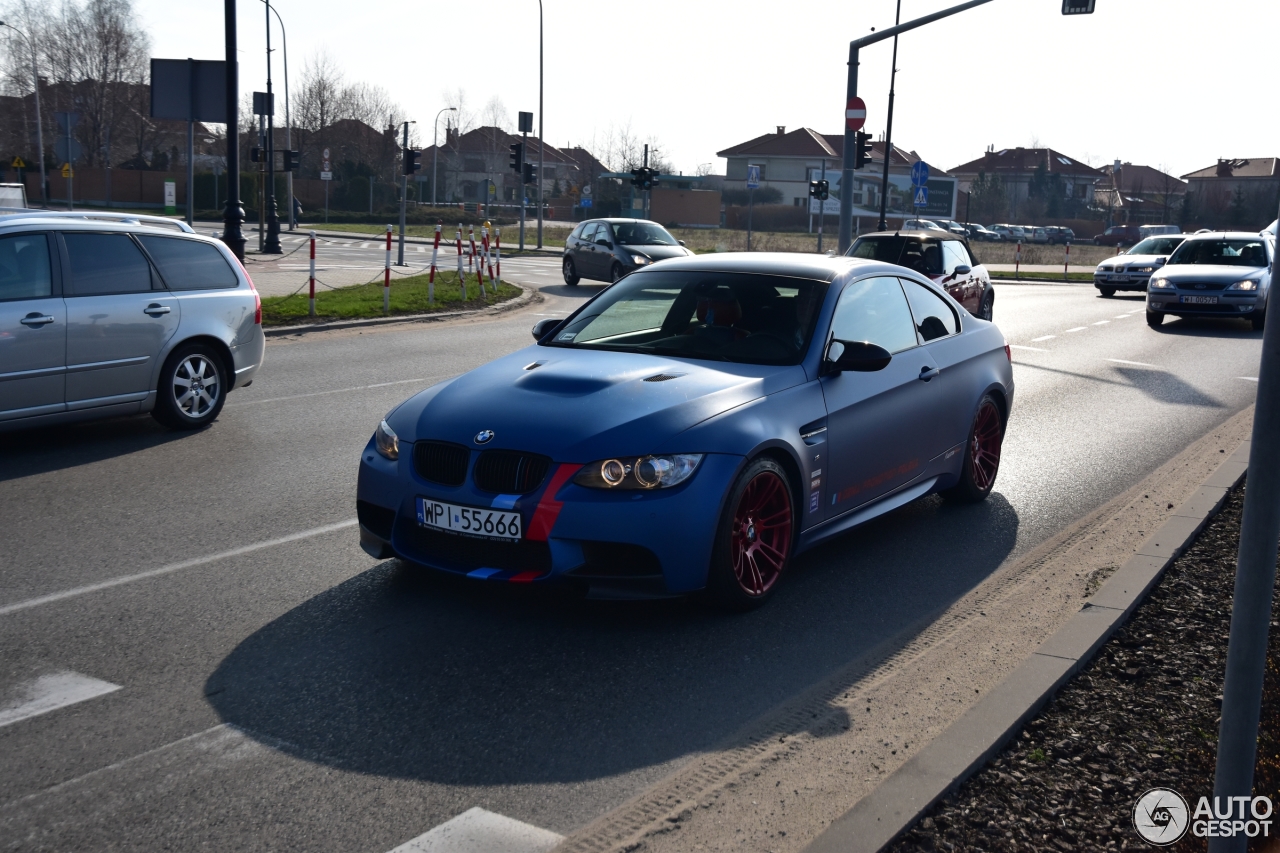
[467,568,502,580]
[490,494,520,510]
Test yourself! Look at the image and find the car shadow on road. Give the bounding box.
[537,284,607,299]
[1015,362,1226,409]
[0,415,191,483]
[1148,316,1263,340]
[206,491,1019,786]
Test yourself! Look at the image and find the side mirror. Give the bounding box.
[954,264,972,276]
[678,240,686,246]
[826,339,893,373]
[531,318,561,340]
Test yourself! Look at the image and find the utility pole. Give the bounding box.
[839,0,996,253]
[877,0,902,232]
[219,0,244,260]
[261,0,281,254]
[264,1,293,230]
[398,120,409,265]
[643,144,650,220]
[536,0,544,249]
[817,159,827,254]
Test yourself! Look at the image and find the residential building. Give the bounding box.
[1180,158,1280,226]
[948,147,1104,219]
[1093,162,1186,225]
[421,127,605,205]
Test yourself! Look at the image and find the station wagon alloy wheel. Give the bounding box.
[152,343,228,430]
[173,355,221,418]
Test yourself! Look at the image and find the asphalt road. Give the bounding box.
[0,272,1265,851]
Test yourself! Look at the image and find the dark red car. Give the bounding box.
[1093,224,1142,247]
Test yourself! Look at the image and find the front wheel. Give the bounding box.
[1099,286,1117,297]
[979,289,994,321]
[942,395,1004,504]
[151,343,227,430]
[610,262,624,283]
[562,256,580,286]
[1146,310,1164,328]
[706,458,794,611]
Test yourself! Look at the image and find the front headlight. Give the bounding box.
[631,254,652,266]
[374,419,399,460]
[574,453,703,490]
[1149,277,1176,289]
[1227,279,1261,292]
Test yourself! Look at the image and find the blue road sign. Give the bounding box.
[913,186,929,207]
[580,198,592,208]
[746,164,761,190]
[911,161,929,187]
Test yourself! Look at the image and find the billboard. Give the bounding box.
[808,167,956,220]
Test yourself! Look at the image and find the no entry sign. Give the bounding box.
[845,97,867,131]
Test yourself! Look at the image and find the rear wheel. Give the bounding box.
[979,289,994,321]
[942,395,1004,504]
[1146,310,1165,328]
[151,342,227,430]
[707,458,794,611]
[562,256,580,286]
[1099,286,1117,297]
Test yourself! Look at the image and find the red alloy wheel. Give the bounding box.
[969,400,1003,492]
[729,471,793,596]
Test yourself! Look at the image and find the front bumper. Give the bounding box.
[1095,270,1153,291]
[1145,289,1263,318]
[356,437,743,596]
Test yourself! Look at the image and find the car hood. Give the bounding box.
[387,346,807,461]
[1098,253,1168,269]
[621,244,691,261]
[1157,264,1267,284]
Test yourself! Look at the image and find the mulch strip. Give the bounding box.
[887,483,1280,852]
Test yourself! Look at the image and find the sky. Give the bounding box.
[130,0,1278,178]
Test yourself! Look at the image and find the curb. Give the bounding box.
[802,439,1252,853]
[261,284,539,338]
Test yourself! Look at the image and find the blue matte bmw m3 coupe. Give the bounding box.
[357,253,1014,609]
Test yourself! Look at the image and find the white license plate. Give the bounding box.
[1180,295,1218,305]
[416,498,522,541]
[1111,275,1129,282]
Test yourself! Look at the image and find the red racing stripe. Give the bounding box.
[508,571,543,583]
[526,463,582,542]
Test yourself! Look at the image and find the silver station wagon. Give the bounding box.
[0,212,264,432]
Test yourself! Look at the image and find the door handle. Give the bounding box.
[144,304,171,316]
[918,366,940,382]
[20,313,55,327]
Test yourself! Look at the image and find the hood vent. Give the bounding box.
[524,361,544,371]
[643,373,685,383]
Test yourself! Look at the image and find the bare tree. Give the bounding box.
[441,87,475,135]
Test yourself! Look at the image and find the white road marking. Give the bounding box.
[1009,344,1047,352]
[1030,335,1056,342]
[1115,314,1131,319]
[229,376,443,408]
[1239,377,1259,382]
[1092,320,1110,325]
[388,807,563,853]
[1106,358,1156,367]
[0,672,121,728]
[0,520,358,617]
[1065,327,1087,333]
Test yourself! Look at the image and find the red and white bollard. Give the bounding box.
[455,225,465,299]
[482,227,495,294]
[1064,241,1071,280]
[494,228,501,284]
[469,225,483,293]
[428,222,442,304]
[384,224,392,314]
[1015,241,1022,281]
[308,231,316,317]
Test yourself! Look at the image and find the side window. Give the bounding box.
[0,232,53,300]
[578,223,598,244]
[595,224,614,246]
[137,236,238,290]
[569,222,587,240]
[62,232,153,296]
[941,241,970,275]
[900,279,960,342]
[830,276,918,354]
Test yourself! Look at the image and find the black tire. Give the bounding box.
[1251,310,1266,332]
[562,256,580,286]
[1146,310,1164,328]
[1099,286,1117,297]
[979,289,994,321]
[610,262,624,283]
[941,394,1004,504]
[151,342,227,430]
[706,457,795,612]
[1093,239,1102,246]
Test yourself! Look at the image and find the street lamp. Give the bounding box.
[536,0,544,248]
[261,0,282,254]
[432,106,456,206]
[262,0,293,230]
[0,20,46,206]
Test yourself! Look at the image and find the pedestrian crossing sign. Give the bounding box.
[913,186,928,207]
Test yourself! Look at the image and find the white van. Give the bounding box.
[1139,224,1180,239]
[0,183,27,210]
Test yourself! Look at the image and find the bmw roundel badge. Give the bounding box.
[474,429,495,445]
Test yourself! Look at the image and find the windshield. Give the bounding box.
[1127,237,1183,256]
[1168,238,1269,267]
[611,221,678,246]
[544,270,828,365]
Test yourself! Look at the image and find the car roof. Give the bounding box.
[0,210,196,234]
[1180,230,1274,241]
[853,230,965,243]
[630,251,903,283]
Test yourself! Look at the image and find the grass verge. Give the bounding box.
[990,271,1097,283]
[259,269,521,326]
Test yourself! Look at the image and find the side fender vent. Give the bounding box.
[643,373,685,383]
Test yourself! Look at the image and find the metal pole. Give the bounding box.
[219,0,244,260]
[817,159,826,254]
[258,114,265,251]
[2,23,47,207]
[747,187,754,251]
[1209,220,1280,853]
[65,120,73,210]
[262,0,282,253]
[838,0,996,252]
[877,0,902,232]
[398,121,408,266]
[265,2,293,230]
[186,58,195,227]
[520,130,527,250]
[432,107,454,207]
[536,0,544,249]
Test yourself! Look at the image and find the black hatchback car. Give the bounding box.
[562,218,692,285]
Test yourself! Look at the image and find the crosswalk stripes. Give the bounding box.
[0,671,121,728]
[386,808,563,853]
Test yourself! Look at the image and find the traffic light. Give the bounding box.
[402,147,421,175]
[509,142,524,173]
[522,163,537,185]
[1061,0,1095,13]
[630,168,643,188]
[282,150,299,172]
[809,180,829,201]
[853,131,873,170]
[249,147,261,164]
[642,168,658,190]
